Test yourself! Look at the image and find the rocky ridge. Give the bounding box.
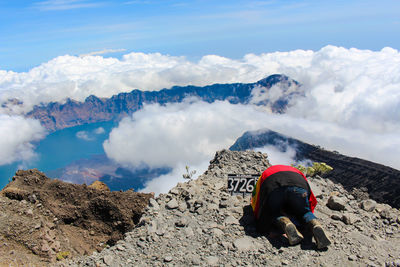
[27,74,300,131]
[64,150,400,267]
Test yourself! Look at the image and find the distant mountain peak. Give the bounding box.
[256,74,299,88]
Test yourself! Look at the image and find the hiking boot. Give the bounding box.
[277,216,304,245]
[309,219,331,249]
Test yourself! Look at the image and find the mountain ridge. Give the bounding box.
[27,74,300,131]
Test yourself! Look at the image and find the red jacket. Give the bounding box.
[251,165,317,219]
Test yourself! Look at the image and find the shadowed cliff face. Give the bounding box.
[230,129,400,209]
[26,74,301,131]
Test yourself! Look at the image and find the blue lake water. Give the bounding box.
[0,121,117,189]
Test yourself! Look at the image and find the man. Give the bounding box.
[251,165,331,249]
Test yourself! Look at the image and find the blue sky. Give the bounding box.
[1,0,399,71]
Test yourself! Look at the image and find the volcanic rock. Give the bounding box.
[0,169,151,265]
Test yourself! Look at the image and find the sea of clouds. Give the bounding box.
[0,45,399,193]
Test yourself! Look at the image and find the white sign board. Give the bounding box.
[227,174,259,196]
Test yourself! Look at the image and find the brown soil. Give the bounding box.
[0,169,152,266]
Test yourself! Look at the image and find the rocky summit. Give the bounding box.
[62,150,400,267]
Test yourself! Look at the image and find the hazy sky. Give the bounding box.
[1,0,399,71]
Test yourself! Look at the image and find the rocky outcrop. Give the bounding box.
[65,150,400,267]
[27,75,300,131]
[0,169,152,265]
[230,129,400,209]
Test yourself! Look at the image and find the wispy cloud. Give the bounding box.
[79,48,127,57]
[124,0,153,5]
[76,131,94,141]
[33,0,103,11]
[76,127,105,141]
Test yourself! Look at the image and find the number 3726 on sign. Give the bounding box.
[227,174,260,196]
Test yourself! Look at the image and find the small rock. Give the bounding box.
[41,242,50,252]
[331,214,342,221]
[224,215,239,225]
[103,255,114,265]
[137,241,146,248]
[149,198,160,210]
[233,237,254,251]
[164,255,173,262]
[379,209,392,219]
[211,228,224,237]
[183,227,194,237]
[219,200,229,208]
[327,196,346,211]
[281,260,290,265]
[191,254,201,265]
[166,199,179,209]
[342,213,358,225]
[26,208,33,216]
[178,202,187,212]
[175,218,187,227]
[360,199,377,212]
[206,256,219,266]
[169,188,179,195]
[348,255,357,261]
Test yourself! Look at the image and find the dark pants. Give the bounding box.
[267,186,316,226]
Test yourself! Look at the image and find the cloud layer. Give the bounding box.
[1,46,399,137]
[103,99,263,169]
[0,115,46,165]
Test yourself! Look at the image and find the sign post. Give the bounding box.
[227,174,259,197]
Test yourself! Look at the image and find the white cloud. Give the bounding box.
[139,162,209,196]
[0,115,46,165]
[79,49,127,57]
[94,127,105,134]
[103,99,264,169]
[34,0,102,11]
[255,144,297,166]
[76,130,93,141]
[76,127,105,140]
